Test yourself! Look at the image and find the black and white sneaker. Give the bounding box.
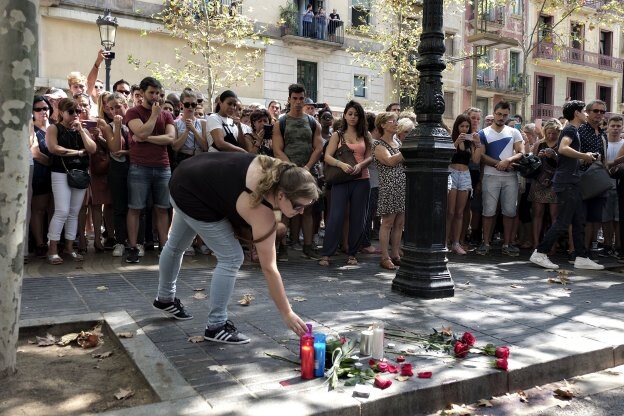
[153,298,193,320]
[125,247,140,263]
[204,320,250,344]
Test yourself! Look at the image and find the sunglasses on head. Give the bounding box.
[33,107,49,112]
[183,102,198,108]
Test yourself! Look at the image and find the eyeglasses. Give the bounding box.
[290,199,315,211]
[33,107,49,112]
[591,109,606,114]
[116,90,131,95]
[94,85,104,90]
[197,99,204,104]
[183,102,198,108]
[66,109,81,115]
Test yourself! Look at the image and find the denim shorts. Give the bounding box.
[481,174,518,217]
[448,168,472,192]
[127,164,171,209]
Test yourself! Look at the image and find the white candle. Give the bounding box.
[371,323,384,360]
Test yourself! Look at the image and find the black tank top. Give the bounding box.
[169,152,271,226]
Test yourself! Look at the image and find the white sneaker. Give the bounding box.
[137,244,145,257]
[198,244,211,255]
[530,250,559,269]
[184,246,196,256]
[112,244,125,257]
[574,257,604,270]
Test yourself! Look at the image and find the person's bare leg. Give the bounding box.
[379,213,396,260]
[481,216,495,245]
[390,213,405,259]
[503,216,515,245]
[126,208,141,247]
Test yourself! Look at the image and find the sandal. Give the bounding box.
[347,256,358,265]
[380,257,396,270]
[360,246,381,254]
[68,251,84,262]
[391,256,401,266]
[47,254,63,265]
[318,256,329,267]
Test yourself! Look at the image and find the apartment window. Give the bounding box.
[536,75,553,105]
[297,60,318,102]
[352,0,371,26]
[539,15,553,42]
[512,0,523,15]
[570,22,584,50]
[444,33,455,57]
[600,31,613,56]
[598,85,612,111]
[568,80,584,101]
[443,92,454,119]
[354,75,366,98]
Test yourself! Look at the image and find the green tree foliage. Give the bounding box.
[129,0,270,102]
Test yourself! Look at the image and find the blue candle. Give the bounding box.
[314,333,326,378]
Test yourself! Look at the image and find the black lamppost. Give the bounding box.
[96,9,118,91]
[391,0,456,299]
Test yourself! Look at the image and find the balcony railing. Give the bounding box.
[534,43,624,73]
[280,11,345,45]
[467,74,530,94]
[531,104,620,121]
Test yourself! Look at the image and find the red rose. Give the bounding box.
[341,336,347,344]
[454,341,470,358]
[495,346,510,359]
[377,362,389,373]
[461,332,476,347]
[374,375,392,389]
[495,358,508,371]
[396,355,405,363]
[400,363,413,377]
[369,359,376,366]
[417,371,432,378]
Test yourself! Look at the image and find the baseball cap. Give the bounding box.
[44,87,68,100]
[304,97,314,106]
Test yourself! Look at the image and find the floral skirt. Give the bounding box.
[527,180,557,204]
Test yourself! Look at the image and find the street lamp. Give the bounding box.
[391,0,456,299]
[96,9,118,91]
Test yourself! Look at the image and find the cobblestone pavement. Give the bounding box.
[20,247,624,415]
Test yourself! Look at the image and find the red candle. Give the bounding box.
[300,335,314,379]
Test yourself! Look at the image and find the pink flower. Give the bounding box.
[495,346,510,359]
[454,341,470,358]
[461,332,476,347]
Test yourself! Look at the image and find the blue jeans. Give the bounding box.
[127,164,171,209]
[158,199,244,327]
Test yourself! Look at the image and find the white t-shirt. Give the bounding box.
[480,125,524,176]
[606,139,624,163]
[206,113,238,152]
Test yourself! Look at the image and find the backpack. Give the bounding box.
[279,114,317,139]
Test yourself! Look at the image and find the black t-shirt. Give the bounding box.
[169,152,257,225]
[49,124,89,174]
[552,124,581,189]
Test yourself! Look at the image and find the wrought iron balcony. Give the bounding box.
[467,73,530,95]
[532,103,620,121]
[534,43,624,73]
[280,11,345,45]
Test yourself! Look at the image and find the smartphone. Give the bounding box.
[514,122,522,130]
[263,124,273,137]
[314,103,326,109]
[83,120,97,129]
[104,51,116,60]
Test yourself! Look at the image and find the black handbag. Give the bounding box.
[579,161,611,200]
[324,131,360,184]
[61,158,90,189]
[609,163,624,180]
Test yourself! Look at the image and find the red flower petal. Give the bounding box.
[400,363,413,377]
[396,355,405,363]
[369,359,377,366]
[374,375,392,389]
[417,371,432,378]
[377,362,389,372]
[387,364,398,373]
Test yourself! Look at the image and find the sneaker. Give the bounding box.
[291,242,303,251]
[502,244,520,257]
[568,252,576,264]
[530,250,559,269]
[451,243,467,255]
[475,243,491,256]
[198,244,211,255]
[204,320,250,344]
[112,244,125,257]
[137,244,145,257]
[153,298,193,320]
[277,244,289,262]
[574,257,605,270]
[184,246,196,256]
[125,247,140,263]
[301,244,321,260]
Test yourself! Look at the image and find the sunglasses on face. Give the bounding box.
[291,199,315,211]
[591,109,606,114]
[183,102,198,108]
[66,109,81,115]
[33,107,49,112]
[117,90,131,95]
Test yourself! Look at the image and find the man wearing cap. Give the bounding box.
[303,98,317,117]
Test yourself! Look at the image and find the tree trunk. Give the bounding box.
[0,0,38,378]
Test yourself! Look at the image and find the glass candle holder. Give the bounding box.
[313,333,326,378]
[300,335,314,379]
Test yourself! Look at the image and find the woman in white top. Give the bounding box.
[206,90,246,152]
[173,90,209,167]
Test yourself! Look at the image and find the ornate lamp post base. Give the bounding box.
[391,0,455,299]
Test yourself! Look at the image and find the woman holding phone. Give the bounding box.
[243,109,273,156]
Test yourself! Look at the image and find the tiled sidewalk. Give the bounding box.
[20,250,624,415]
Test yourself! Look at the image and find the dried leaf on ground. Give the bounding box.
[114,388,135,400]
[192,287,205,291]
[96,285,108,291]
[396,375,410,382]
[188,336,205,343]
[463,281,471,285]
[477,399,493,407]
[116,332,134,338]
[554,380,577,399]
[518,390,529,403]
[92,351,113,359]
[292,296,307,302]
[238,293,254,306]
[57,332,79,346]
[441,326,453,337]
[36,333,58,347]
[77,332,99,349]
[510,284,524,289]
[441,403,475,415]
[192,292,208,299]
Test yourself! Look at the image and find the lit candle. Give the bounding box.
[371,322,384,360]
[313,333,326,378]
[299,323,313,357]
[300,335,314,379]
